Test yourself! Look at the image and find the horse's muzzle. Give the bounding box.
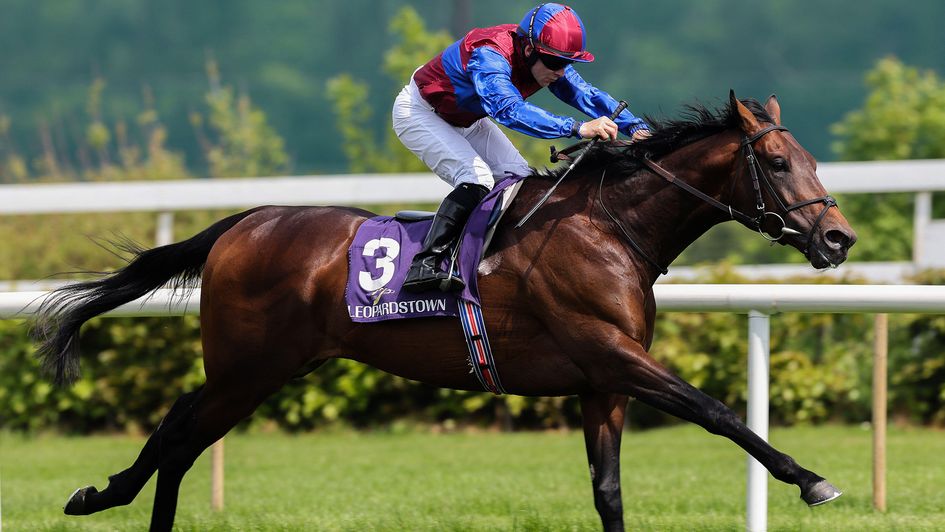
[810,225,857,269]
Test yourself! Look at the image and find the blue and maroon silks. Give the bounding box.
[345,175,522,323]
[411,23,648,138]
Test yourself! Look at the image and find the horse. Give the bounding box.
[32,91,856,531]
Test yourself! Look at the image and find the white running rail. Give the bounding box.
[4,284,945,531]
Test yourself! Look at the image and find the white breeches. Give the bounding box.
[392,77,531,190]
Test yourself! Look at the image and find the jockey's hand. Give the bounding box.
[579,117,619,141]
[630,128,652,143]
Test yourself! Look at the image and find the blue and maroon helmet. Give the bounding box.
[518,3,595,63]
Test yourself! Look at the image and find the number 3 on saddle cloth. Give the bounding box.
[345,175,525,394]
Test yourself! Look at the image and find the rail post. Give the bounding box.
[873,313,888,511]
[211,438,225,511]
[747,310,770,532]
[156,211,174,247]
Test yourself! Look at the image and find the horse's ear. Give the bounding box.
[729,89,762,136]
[765,94,782,125]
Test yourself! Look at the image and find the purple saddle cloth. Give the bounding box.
[346,176,522,323]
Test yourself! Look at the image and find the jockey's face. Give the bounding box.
[524,44,568,87]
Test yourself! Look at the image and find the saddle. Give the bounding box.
[345,175,524,323]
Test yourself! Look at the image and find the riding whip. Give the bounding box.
[516,100,628,228]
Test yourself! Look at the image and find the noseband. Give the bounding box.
[604,124,838,273]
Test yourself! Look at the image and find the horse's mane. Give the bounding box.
[537,98,774,180]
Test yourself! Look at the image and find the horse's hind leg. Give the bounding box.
[584,337,841,506]
[146,362,302,532]
[63,387,204,515]
[580,392,629,532]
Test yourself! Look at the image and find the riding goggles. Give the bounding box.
[538,53,574,71]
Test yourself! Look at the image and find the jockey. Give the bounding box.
[393,3,650,293]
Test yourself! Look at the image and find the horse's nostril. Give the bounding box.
[825,229,852,249]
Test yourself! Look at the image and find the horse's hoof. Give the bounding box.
[64,486,98,515]
[801,479,842,506]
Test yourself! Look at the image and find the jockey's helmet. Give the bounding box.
[518,3,595,63]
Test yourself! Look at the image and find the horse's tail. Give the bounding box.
[32,208,262,386]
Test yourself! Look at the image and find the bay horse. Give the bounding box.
[33,92,855,531]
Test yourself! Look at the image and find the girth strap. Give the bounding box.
[458,299,505,395]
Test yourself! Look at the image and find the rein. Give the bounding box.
[598,169,669,275]
[601,124,839,273]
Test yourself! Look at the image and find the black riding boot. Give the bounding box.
[403,183,489,293]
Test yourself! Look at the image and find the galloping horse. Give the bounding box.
[34,92,855,531]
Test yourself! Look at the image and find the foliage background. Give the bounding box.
[1,3,945,433]
[3,267,945,433]
[2,0,945,175]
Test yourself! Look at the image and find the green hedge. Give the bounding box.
[2,269,944,433]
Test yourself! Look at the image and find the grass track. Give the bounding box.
[2,425,944,531]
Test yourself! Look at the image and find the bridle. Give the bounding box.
[600,124,839,274]
[736,125,838,251]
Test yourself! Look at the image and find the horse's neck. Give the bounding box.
[610,138,737,283]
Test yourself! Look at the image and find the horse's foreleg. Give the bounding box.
[584,338,841,506]
[63,387,203,516]
[580,392,629,532]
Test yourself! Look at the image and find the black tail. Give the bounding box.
[31,208,261,386]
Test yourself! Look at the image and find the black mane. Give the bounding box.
[539,98,774,180]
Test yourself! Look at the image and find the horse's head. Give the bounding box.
[728,90,856,269]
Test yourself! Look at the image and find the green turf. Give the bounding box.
[2,425,943,531]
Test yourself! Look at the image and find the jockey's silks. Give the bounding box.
[413,24,648,139]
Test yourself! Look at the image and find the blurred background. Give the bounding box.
[1,0,944,439]
[2,0,944,175]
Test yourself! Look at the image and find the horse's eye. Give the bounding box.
[771,158,789,172]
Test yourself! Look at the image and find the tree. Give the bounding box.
[191,59,289,178]
[829,57,945,261]
[832,57,945,160]
[0,115,28,183]
[325,7,453,173]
